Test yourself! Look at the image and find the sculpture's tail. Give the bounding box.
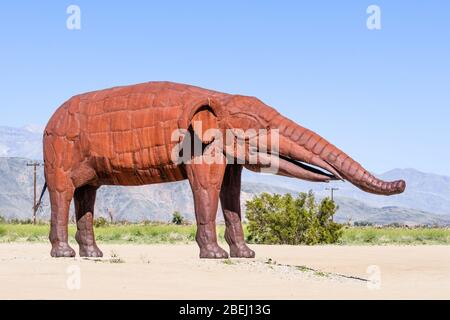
[34,182,47,212]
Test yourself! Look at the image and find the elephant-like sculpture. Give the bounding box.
[43,81,405,258]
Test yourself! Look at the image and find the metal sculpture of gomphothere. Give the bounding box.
[43,81,406,258]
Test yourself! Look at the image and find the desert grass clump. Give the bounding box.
[94,217,109,228]
[339,226,450,245]
[109,251,125,264]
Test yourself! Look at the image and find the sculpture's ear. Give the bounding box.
[190,106,219,144]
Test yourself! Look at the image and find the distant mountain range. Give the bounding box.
[1,156,449,226]
[0,126,449,226]
[0,126,43,160]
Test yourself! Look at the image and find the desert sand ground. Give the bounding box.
[0,243,448,299]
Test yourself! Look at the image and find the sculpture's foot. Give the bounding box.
[199,244,229,259]
[230,244,255,258]
[196,222,229,259]
[51,242,76,258]
[222,210,255,258]
[75,231,103,257]
[79,244,103,258]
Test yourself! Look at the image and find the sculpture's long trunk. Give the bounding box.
[270,114,406,196]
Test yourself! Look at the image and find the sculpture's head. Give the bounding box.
[185,95,406,196]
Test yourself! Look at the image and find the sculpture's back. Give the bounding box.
[44,81,228,187]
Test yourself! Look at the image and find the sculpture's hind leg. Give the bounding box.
[74,185,103,257]
[185,153,228,259]
[220,165,255,258]
[48,171,76,258]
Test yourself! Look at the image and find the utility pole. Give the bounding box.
[27,162,44,224]
[106,208,114,224]
[325,187,339,202]
[325,187,339,223]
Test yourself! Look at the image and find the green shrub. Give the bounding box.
[8,218,34,225]
[94,217,109,228]
[171,211,184,225]
[354,221,374,227]
[245,191,343,245]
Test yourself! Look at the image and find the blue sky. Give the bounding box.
[0,1,449,175]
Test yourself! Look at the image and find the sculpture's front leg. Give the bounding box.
[185,151,229,259]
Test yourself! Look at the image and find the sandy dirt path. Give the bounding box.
[0,243,448,299]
